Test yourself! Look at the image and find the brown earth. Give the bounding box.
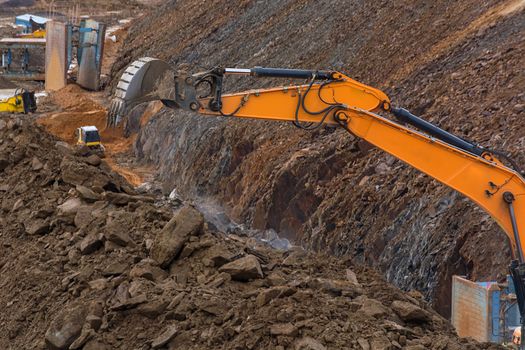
[0,113,502,350]
[110,0,525,318]
[36,84,149,186]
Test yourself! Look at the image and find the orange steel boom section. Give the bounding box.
[109,59,525,337]
[196,72,525,258]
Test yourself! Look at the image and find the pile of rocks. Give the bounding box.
[0,116,501,349]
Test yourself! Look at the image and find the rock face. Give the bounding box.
[150,206,204,268]
[218,255,264,281]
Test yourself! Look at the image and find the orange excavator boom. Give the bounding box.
[109,60,525,337]
[148,66,525,258]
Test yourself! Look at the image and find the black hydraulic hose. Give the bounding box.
[251,67,333,80]
[391,107,485,156]
[301,75,335,115]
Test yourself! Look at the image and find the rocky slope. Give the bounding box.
[110,0,525,316]
[0,115,504,349]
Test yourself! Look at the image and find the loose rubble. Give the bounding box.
[0,116,502,349]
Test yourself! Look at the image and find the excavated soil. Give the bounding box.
[1,115,504,349]
[0,0,523,348]
[110,0,525,317]
[36,84,150,187]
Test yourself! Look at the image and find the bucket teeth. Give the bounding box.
[106,57,174,127]
[107,98,124,127]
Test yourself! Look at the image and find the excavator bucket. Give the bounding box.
[107,57,175,127]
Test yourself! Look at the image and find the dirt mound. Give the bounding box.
[37,85,107,143]
[0,115,501,349]
[111,0,525,316]
[37,84,150,186]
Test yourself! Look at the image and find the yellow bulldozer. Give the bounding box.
[76,125,105,156]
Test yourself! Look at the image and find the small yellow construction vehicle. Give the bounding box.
[76,126,105,154]
[17,29,46,39]
[0,89,37,114]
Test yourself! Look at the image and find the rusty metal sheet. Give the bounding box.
[451,275,500,342]
[45,21,67,91]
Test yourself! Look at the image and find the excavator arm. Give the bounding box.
[109,59,525,336]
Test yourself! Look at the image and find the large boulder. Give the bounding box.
[218,255,264,281]
[151,325,178,349]
[85,154,101,166]
[391,300,430,323]
[150,206,204,268]
[57,198,83,216]
[358,297,390,319]
[256,286,296,307]
[269,323,298,337]
[76,185,100,202]
[74,206,94,229]
[24,219,50,235]
[60,159,90,186]
[104,192,155,205]
[79,233,103,255]
[45,304,87,350]
[130,260,167,282]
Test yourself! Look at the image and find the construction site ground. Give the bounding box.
[0,0,524,349]
[0,114,501,349]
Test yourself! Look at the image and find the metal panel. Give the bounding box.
[77,19,105,91]
[0,72,45,80]
[452,275,522,344]
[490,287,501,342]
[0,38,46,45]
[45,21,68,91]
[452,276,491,341]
